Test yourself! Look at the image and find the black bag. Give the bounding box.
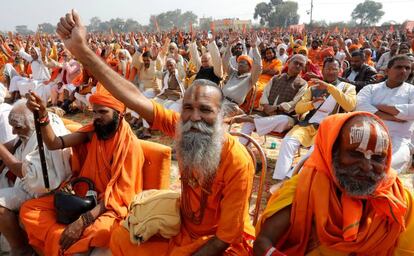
[54,177,97,224]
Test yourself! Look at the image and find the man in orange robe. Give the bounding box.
[308,40,323,69]
[242,47,282,111]
[253,112,414,255]
[20,90,144,255]
[55,10,255,255]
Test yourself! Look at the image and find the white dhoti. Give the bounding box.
[239,115,295,144]
[272,136,301,180]
[391,136,412,173]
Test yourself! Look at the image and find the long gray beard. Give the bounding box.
[176,115,224,188]
[332,150,385,197]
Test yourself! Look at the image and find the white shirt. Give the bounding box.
[356,81,414,140]
[0,103,15,144]
[19,48,51,81]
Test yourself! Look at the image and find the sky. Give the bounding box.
[2,0,414,31]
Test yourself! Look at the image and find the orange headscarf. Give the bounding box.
[348,44,360,53]
[277,112,407,255]
[319,47,334,61]
[237,55,253,68]
[89,84,125,113]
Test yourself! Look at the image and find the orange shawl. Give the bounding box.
[278,112,407,255]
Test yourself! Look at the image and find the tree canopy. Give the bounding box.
[254,0,299,28]
[149,9,198,31]
[351,0,384,26]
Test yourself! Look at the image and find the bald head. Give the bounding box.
[201,53,212,68]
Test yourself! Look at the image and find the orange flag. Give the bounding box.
[152,16,160,33]
[334,26,339,34]
[210,22,215,33]
[189,22,193,34]
[242,24,247,34]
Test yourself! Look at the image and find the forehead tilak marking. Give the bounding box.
[349,121,387,160]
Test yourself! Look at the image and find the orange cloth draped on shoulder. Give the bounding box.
[110,101,255,256]
[61,117,83,133]
[241,58,282,111]
[257,112,409,255]
[20,91,144,255]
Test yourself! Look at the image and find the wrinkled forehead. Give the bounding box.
[345,120,389,158]
[9,112,27,127]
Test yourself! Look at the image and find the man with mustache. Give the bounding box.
[21,89,145,255]
[54,10,255,255]
[0,99,71,256]
[254,112,414,255]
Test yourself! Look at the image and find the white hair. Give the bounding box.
[9,99,35,131]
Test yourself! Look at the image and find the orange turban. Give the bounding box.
[237,55,253,68]
[348,44,360,53]
[89,83,125,113]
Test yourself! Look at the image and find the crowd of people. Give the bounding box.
[0,8,413,256]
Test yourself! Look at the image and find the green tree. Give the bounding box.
[37,23,55,34]
[351,0,384,26]
[15,25,34,35]
[254,0,299,28]
[149,9,198,31]
[88,17,102,32]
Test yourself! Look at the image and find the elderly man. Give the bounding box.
[376,41,399,72]
[55,10,255,255]
[357,54,414,173]
[20,89,145,255]
[238,54,307,144]
[340,50,377,92]
[0,99,71,256]
[253,112,414,255]
[154,58,185,112]
[0,83,14,143]
[128,50,162,99]
[222,33,262,111]
[273,57,356,180]
[189,34,223,85]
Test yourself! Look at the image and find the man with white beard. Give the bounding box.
[56,11,256,255]
[0,99,71,255]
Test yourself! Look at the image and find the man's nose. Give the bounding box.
[358,157,374,173]
[190,110,201,122]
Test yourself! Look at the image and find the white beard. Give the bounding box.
[176,115,224,188]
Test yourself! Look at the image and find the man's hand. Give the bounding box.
[376,104,400,116]
[56,9,88,57]
[59,218,84,252]
[310,78,329,90]
[375,111,405,122]
[26,91,47,117]
[263,105,278,116]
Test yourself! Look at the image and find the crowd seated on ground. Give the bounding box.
[0,9,413,255]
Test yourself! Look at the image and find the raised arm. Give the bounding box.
[56,10,155,123]
[26,92,88,150]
